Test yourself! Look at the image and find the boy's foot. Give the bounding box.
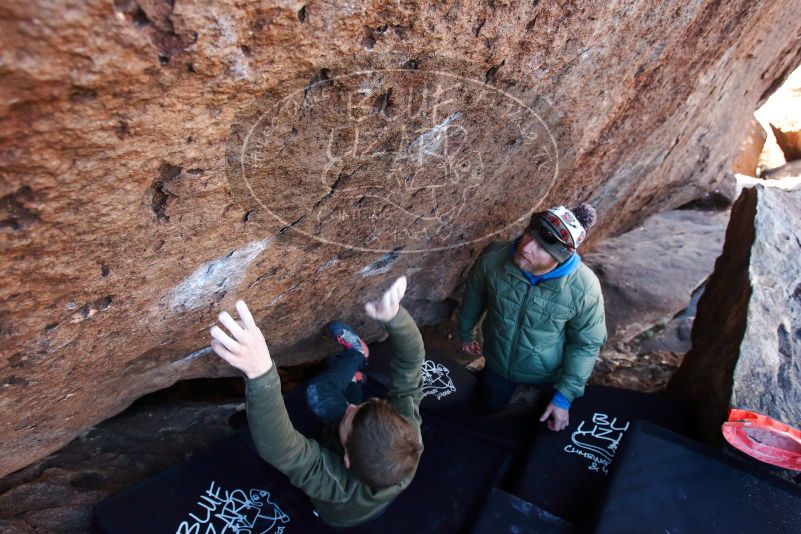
[328,321,369,358]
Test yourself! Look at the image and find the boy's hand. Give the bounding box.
[210,300,273,379]
[365,276,407,322]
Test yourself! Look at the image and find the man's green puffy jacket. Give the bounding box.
[457,240,607,402]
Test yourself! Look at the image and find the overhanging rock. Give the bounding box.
[2,0,801,477]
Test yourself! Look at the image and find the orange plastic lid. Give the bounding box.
[722,409,801,471]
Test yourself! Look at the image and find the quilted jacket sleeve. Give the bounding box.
[555,285,607,402]
[245,366,353,503]
[456,249,489,343]
[385,306,425,429]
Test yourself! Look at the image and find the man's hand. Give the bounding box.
[461,340,481,355]
[365,276,407,322]
[210,300,273,380]
[539,403,570,432]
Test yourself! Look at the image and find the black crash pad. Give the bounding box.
[470,488,577,534]
[93,433,315,533]
[364,339,475,408]
[364,340,539,450]
[356,420,512,533]
[594,421,801,534]
[513,386,693,527]
[94,384,513,533]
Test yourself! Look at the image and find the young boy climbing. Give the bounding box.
[209,276,424,528]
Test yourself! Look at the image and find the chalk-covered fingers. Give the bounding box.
[209,300,273,379]
[211,324,240,352]
[365,276,407,322]
[384,276,406,309]
[210,339,236,365]
[217,311,246,340]
[236,300,258,331]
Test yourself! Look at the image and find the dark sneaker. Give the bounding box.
[328,321,369,358]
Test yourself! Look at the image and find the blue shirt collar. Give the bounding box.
[509,237,581,285]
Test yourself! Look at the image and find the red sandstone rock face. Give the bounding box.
[1,0,800,476]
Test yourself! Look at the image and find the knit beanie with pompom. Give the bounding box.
[528,202,597,263]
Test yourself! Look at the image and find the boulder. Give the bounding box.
[735,172,801,193]
[763,158,801,180]
[587,205,730,394]
[732,118,767,176]
[770,123,801,162]
[756,64,801,170]
[583,209,729,345]
[636,315,695,355]
[2,0,801,475]
[669,184,801,445]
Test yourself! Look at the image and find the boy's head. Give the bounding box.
[339,398,422,490]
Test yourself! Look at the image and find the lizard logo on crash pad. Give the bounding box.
[421,360,456,400]
[177,481,290,534]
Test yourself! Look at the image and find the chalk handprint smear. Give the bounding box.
[176,481,290,534]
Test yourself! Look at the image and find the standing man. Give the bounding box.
[458,204,607,431]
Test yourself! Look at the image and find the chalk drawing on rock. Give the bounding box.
[228,57,562,254]
[314,109,484,243]
[176,480,290,534]
[421,360,456,400]
[563,413,630,475]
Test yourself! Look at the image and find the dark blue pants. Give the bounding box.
[479,365,554,413]
[305,349,366,424]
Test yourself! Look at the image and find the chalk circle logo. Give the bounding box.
[228,55,560,253]
[421,359,456,400]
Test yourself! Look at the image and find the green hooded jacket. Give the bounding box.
[245,307,424,528]
[457,240,607,402]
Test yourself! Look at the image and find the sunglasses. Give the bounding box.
[527,221,560,245]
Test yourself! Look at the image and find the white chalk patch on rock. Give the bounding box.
[175,346,214,364]
[408,112,463,163]
[171,238,272,310]
[358,262,393,277]
[358,247,403,277]
[210,10,252,81]
[315,258,339,273]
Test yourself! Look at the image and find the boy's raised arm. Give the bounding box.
[365,277,424,424]
[210,301,350,503]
